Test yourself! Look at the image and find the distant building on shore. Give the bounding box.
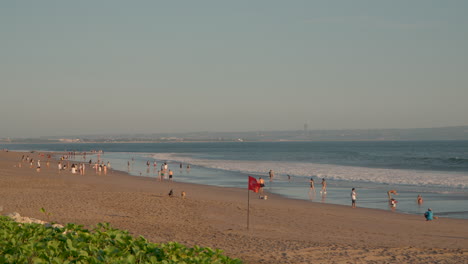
[59,138,80,143]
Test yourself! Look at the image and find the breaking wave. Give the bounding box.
[150,153,468,189]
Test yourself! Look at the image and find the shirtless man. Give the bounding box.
[269,170,274,182]
[169,170,173,182]
[258,177,265,195]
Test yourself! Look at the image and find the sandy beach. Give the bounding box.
[1,150,467,263]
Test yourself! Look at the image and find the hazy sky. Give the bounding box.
[1,1,467,137]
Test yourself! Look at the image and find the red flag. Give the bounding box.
[248,176,260,193]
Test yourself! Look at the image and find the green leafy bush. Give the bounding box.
[0,216,242,264]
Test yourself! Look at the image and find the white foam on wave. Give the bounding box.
[150,153,468,189]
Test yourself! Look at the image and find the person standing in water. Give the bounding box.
[168,170,173,182]
[417,194,423,205]
[320,178,327,194]
[309,178,315,194]
[390,198,398,210]
[269,170,274,182]
[351,188,357,208]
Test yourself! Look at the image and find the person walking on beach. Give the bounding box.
[320,178,327,194]
[168,170,173,182]
[351,188,357,208]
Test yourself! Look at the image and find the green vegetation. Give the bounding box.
[40,207,52,223]
[0,216,242,264]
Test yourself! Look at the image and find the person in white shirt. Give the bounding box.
[351,188,357,208]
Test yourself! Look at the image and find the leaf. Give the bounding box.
[66,239,75,250]
[126,254,136,263]
[32,257,46,264]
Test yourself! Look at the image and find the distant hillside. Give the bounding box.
[295,126,468,141]
[2,126,468,143]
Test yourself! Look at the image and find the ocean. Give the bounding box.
[4,141,468,219]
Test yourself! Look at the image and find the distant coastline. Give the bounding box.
[2,125,468,143]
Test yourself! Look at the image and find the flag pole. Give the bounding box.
[247,186,250,230]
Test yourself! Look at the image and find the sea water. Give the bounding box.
[4,141,468,219]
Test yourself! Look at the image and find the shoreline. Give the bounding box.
[87,150,468,220]
[1,150,467,263]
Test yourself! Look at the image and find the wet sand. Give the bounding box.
[1,150,467,263]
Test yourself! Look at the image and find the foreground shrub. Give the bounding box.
[0,216,242,264]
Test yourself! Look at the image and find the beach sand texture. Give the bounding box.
[1,151,467,263]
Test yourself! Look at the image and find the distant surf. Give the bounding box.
[149,152,468,189]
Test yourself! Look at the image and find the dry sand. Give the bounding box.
[1,150,467,263]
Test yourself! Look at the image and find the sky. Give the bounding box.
[1,1,468,138]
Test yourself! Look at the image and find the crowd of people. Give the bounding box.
[20,151,114,176]
[18,151,437,221]
[20,150,184,193]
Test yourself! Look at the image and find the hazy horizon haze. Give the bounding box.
[1,1,467,137]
